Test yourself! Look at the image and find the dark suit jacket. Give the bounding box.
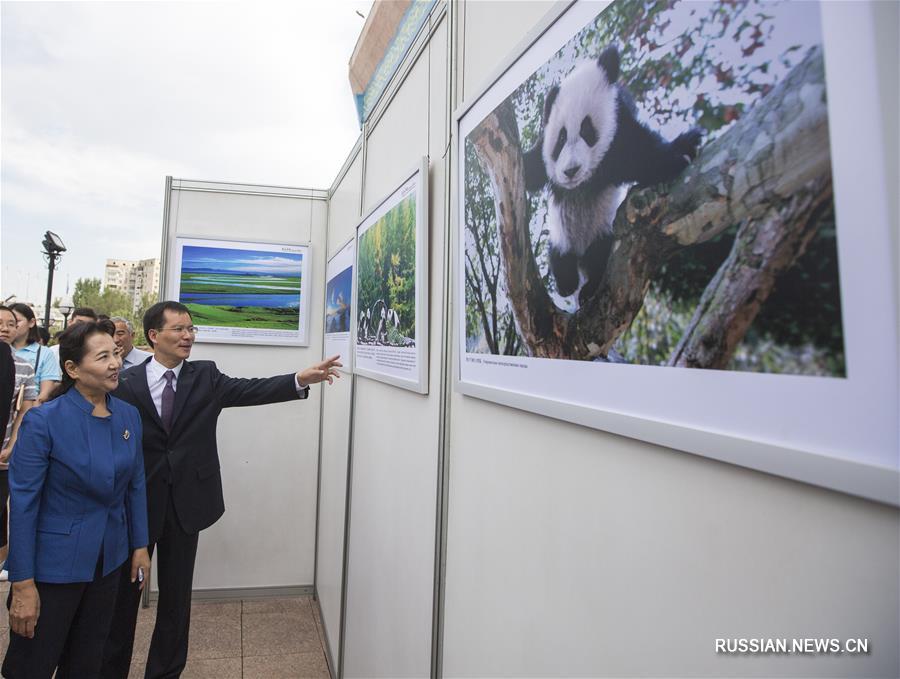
[114,360,306,542]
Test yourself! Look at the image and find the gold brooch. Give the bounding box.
[123,430,130,440]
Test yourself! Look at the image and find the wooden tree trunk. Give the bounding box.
[669,178,833,368]
[468,103,571,358]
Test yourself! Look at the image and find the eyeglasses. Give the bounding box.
[158,326,198,335]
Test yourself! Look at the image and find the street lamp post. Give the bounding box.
[59,300,74,329]
[41,231,67,329]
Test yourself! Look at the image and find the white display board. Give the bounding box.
[443,2,898,679]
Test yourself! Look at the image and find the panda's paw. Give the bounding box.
[673,128,703,162]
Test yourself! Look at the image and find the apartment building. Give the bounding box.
[103,257,160,312]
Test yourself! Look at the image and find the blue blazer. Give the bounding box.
[8,388,149,583]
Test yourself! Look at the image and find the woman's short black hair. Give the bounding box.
[143,301,191,349]
[49,319,116,400]
[8,303,41,345]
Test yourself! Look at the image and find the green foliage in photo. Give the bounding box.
[357,194,417,340]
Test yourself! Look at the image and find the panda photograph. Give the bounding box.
[463,0,846,378]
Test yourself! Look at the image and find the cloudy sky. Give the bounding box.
[1,1,369,305]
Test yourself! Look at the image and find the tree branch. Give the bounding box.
[668,178,832,368]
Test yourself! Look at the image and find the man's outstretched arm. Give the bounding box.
[216,355,343,409]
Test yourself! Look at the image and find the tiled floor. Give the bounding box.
[0,581,332,678]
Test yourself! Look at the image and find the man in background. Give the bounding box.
[111,316,153,368]
[48,306,98,363]
[0,306,37,582]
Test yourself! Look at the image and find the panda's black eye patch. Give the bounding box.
[580,116,598,146]
[552,127,567,161]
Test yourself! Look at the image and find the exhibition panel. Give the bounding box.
[442,1,899,677]
[339,9,449,679]
[310,1,897,677]
[316,146,364,675]
[160,179,328,593]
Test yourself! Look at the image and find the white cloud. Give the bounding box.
[1,0,370,302]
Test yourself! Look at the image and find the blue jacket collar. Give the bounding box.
[66,386,114,413]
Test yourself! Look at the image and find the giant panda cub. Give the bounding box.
[524,46,702,303]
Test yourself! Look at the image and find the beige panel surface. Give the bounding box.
[314,374,353,669]
[315,143,365,668]
[169,188,316,243]
[443,394,899,677]
[327,148,363,258]
[342,16,449,679]
[459,0,556,103]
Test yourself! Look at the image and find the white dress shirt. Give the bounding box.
[145,357,184,419]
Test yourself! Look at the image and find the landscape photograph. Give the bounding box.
[356,193,417,348]
[178,244,303,330]
[325,265,352,334]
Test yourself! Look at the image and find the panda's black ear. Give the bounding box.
[542,84,560,125]
[598,46,620,83]
[523,138,548,192]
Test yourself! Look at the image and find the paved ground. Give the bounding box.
[0,581,333,678]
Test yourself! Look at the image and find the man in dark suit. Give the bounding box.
[101,301,340,678]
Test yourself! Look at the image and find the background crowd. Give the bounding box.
[0,300,339,678]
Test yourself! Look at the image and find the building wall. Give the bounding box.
[103,256,161,312]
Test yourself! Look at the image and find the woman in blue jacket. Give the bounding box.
[2,320,151,679]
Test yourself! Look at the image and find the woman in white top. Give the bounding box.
[7,304,59,404]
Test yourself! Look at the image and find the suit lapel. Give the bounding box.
[125,363,165,432]
[169,361,197,437]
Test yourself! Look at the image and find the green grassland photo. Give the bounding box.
[178,245,304,330]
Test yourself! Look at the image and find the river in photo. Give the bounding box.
[181,293,299,308]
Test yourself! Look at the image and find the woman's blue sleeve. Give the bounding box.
[8,409,51,581]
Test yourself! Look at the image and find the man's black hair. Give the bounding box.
[72,307,98,321]
[143,301,192,349]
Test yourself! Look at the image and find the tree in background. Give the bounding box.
[71,277,156,347]
[74,277,132,318]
